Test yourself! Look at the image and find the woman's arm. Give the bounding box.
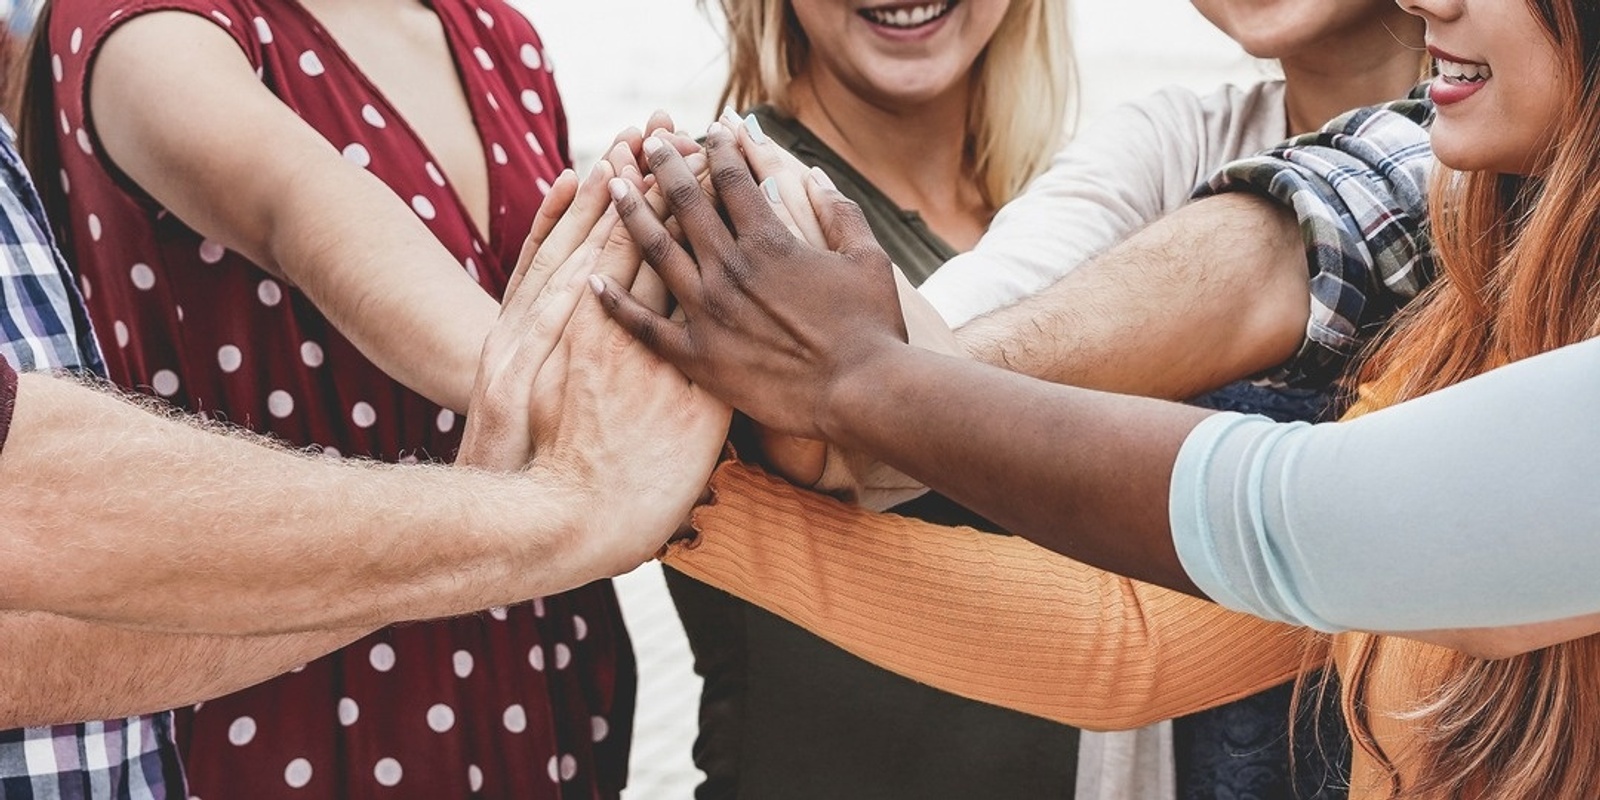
[663,461,1316,730]
[88,12,496,410]
[603,125,1600,651]
[920,85,1283,327]
[1173,334,1600,635]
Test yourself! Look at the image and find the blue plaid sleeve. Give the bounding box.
[1195,95,1437,388]
[0,118,103,376]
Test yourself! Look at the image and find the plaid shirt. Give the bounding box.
[1196,92,1437,389]
[0,122,180,798]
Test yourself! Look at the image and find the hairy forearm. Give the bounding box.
[955,193,1308,399]
[0,612,365,728]
[0,373,597,634]
[822,345,1215,595]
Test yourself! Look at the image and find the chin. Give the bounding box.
[1429,124,1523,175]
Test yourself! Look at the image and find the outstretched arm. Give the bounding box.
[662,460,1315,729]
[598,123,1600,652]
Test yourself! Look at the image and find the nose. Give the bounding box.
[1396,0,1463,22]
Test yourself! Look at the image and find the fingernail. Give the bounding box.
[722,105,740,124]
[588,274,606,296]
[761,177,781,204]
[743,113,768,145]
[642,136,666,156]
[608,177,630,202]
[809,166,836,191]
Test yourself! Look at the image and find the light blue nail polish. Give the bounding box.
[743,113,769,145]
[722,105,740,124]
[762,177,781,204]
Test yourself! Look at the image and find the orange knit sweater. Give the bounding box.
[664,461,1461,798]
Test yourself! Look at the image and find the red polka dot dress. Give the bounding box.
[44,1,633,797]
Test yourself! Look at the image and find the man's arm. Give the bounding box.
[0,372,593,634]
[0,614,364,729]
[955,193,1309,399]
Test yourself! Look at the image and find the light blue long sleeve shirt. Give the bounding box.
[1171,335,1600,633]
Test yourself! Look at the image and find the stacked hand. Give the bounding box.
[596,114,955,507]
[459,119,730,574]
[460,108,957,554]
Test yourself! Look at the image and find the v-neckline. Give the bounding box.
[282,0,499,254]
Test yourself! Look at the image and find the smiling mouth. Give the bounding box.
[1437,57,1492,86]
[859,0,959,30]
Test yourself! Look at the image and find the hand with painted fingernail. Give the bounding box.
[591,122,907,441]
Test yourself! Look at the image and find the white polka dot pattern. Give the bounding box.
[267,390,295,419]
[151,370,180,397]
[217,345,242,373]
[199,239,226,264]
[257,279,283,307]
[368,642,396,672]
[253,16,273,44]
[361,104,386,128]
[227,716,256,746]
[300,341,324,368]
[342,143,371,168]
[412,196,437,220]
[284,758,313,789]
[520,89,543,115]
[338,697,360,726]
[426,704,455,733]
[298,50,325,76]
[502,705,527,734]
[128,262,155,291]
[352,401,378,428]
[452,649,473,679]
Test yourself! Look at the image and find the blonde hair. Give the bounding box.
[703,0,1076,208]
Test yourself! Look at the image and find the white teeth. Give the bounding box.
[1437,58,1492,82]
[863,1,952,29]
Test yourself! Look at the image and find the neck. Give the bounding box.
[789,66,991,250]
[1280,10,1426,135]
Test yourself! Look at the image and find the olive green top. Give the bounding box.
[749,105,958,288]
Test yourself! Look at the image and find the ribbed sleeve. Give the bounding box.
[665,461,1323,731]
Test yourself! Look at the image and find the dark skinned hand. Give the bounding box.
[591,122,909,441]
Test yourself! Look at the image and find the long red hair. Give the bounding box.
[1350,1,1600,797]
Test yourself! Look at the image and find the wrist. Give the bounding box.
[817,337,912,448]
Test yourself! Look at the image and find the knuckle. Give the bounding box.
[664,179,705,211]
[710,161,748,189]
[639,229,677,266]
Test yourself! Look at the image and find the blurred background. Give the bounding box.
[508,0,1267,796]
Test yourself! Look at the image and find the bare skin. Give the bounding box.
[783,0,1013,250]
[0,164,728,727]
[596,124,1600,656]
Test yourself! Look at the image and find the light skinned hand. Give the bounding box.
[460,158,730,571]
